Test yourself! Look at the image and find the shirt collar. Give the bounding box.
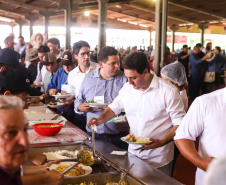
[93,67,120,80]
[75,61,95,74]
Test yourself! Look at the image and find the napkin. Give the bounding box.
[110,151,127,155]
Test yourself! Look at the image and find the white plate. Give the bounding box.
[25,113,59,121]
[47,103,64,108]
[52,94,73,99]
[49,162,92,177]
[121,136,153,145]
[33,82,42,86]
[87,103,108,108]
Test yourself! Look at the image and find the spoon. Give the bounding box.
[60,150,94,175]
[92,125,101,164]
[118,163,134,185]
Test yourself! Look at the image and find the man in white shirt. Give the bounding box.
[65,41,99,130]
[174,87,226,185]
[88,51,185,176]
[67,41,99,97]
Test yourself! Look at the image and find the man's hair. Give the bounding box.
[215,46,221,53]
[4,36,13,44]
[183,45,188,48]
[122,51,150,74]
[47,38,60,48]
[97,46,118,63]
[18,36,24,40]
[38,45,50,53]
[0,96,23,110]
[73,41,90,55]
[196,43,202,48]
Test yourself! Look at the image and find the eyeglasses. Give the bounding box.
[79,52,90,57]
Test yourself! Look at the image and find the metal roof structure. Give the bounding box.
[0,0,225,30]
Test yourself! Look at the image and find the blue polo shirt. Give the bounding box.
[47,68,74,114]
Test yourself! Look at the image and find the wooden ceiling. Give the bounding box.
[0,0,225,29]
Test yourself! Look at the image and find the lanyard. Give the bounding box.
[94,76,111,97]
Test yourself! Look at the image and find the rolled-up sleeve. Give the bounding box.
[174,98,204,141]
[165,88,186,126]
[108,87,125,115]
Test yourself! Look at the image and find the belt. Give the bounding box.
[97,131,128,138]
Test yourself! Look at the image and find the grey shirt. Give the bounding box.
[74,68,129,134]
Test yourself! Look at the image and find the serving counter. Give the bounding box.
[27,104,183,185]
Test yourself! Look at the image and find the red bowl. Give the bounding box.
[33,123,63,136]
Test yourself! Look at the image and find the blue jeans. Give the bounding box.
[87,131,128,151]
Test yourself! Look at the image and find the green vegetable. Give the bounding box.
[87,100,96,103]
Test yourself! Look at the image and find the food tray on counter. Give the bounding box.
[62,172,145,185]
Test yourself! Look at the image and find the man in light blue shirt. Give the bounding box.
[74,46,129,150]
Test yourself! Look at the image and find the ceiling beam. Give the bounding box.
[0,0,58,12]
[168,1,226,20]
[125,3,198,24]
[107,9,155,24]
[0,9,27,19]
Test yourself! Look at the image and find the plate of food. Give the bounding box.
[47,102,64,108]
[33,82,43,86]
[49,162,92,177]
[86,101,108,108]
[121,134,153,145]
[52,93,73,99]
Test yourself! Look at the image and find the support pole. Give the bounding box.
[154,0,168,75]
[198,23,208,46]
[64,0,72,50]
[29,18,34,38]
[170,25,178,53]
[98,0,108,51]
[44,15,49,39]
[160,0,168,68]
[148,27,154,47]
[19,24,22,36]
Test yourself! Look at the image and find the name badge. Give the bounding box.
[61,84,69,95]
[94,96,105,104]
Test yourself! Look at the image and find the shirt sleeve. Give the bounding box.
[174,98,204,141]
[189,54,202,66]
[108,85,125,115]
[165,88,186,126]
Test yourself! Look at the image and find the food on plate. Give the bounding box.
[87,100,96,103]
[37,124,61,128]
[55,164,85,176]
[125,133,136,142]
[24,111,42,114]
[56,92,63,95]
[125,134,150,143]
[43,150,78,160]
[50,101,57,105]
[68,181,129,185]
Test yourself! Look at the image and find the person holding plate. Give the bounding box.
[74,46,129,150]
[47,50,76,124]
[88,51,186,176]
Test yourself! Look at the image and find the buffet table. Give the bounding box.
[26,103,183,185]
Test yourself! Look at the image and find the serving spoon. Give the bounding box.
[60,150,94,175]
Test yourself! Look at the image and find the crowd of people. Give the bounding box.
[0,32,225,185]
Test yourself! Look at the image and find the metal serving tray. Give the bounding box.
[29,143,116,174]
[62,172,144,185]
